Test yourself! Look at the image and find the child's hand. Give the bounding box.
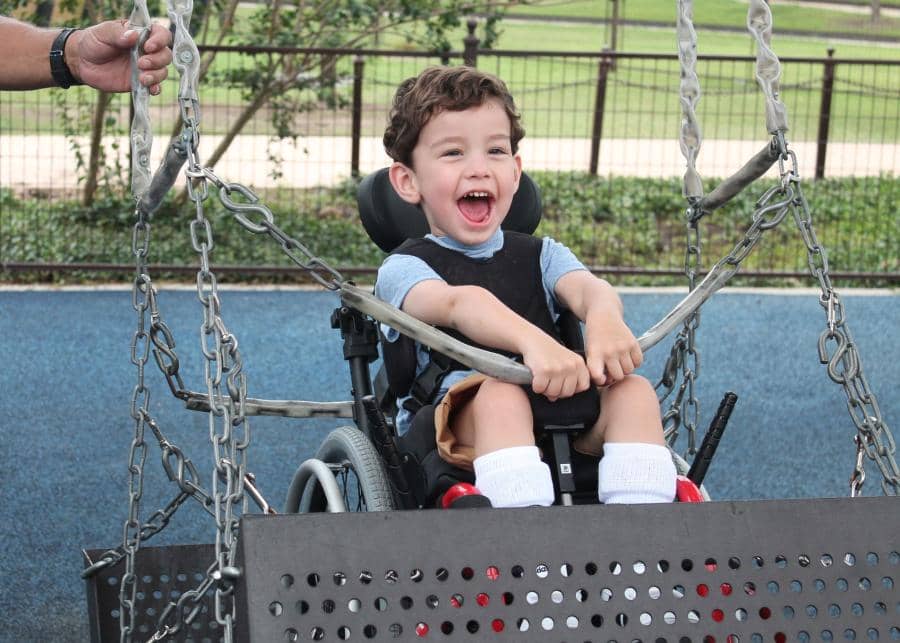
[521,333,591,401]
[584,315,643,387]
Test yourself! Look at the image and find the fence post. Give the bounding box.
[815,48,836,180]
[463,18,479,67]
[589,51,613,176]
[321,53,338,107]
[351,56,364,179]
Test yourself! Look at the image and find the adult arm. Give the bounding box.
[554,270,643,386]
[0,17,171,92]
[403,279,591,400]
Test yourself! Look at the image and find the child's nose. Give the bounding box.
[465,153,490,177]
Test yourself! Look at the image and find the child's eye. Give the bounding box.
[489,147,509,155]
[441,149,462,157]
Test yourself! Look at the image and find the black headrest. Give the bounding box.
[357,167,542,253]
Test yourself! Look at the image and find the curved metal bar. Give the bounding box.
[284,459,348,513]
[183,392,354,418]
[340,283,534,385]
[696,139,780,216]
[341,278,730,384]
[137,139,188,218]
[634,260,737,353]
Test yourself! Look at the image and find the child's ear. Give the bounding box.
[388,162,421,205]
[513,154,523,190]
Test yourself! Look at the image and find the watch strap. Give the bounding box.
[50,28,82,89]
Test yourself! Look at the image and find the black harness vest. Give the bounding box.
[382,231,562,409]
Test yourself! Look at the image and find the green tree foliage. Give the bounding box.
[175,0,516,175]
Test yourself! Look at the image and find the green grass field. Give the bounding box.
[1,2,897,142]
[507,0,900,38]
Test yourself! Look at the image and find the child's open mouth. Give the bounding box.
[458,191,492,224]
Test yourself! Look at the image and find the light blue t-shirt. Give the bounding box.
[375,228,587,435]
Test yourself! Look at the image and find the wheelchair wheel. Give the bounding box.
[296,426,394,513]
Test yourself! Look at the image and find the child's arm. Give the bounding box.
[403,280,591,401]
[554,270,643,387]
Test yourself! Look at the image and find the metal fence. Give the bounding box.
[1,35,898,283]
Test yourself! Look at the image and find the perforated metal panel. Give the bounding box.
[234,498,899,642]
[83,544,222,643]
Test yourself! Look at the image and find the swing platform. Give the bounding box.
[84,496,899,641]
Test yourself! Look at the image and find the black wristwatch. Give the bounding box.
[49,28,83,89]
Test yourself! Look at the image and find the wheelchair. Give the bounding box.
[285,169,707,515]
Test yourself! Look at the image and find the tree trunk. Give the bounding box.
[82,90,113,206]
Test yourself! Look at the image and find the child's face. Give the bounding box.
[390,99,522,246]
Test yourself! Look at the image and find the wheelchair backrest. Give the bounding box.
[356,167,543,252]
[357,168,548,409]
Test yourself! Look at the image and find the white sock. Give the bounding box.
[473,446,555,508]
[598,442,677,504]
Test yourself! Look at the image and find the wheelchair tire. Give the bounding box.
[299,426,394,513]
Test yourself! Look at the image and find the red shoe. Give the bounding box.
[675,475,705,503]
[441,483,492,509]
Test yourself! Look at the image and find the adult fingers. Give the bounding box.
[139,48,173,72]
[138,67,169,88]
[144,23,173,53]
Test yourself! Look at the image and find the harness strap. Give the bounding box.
[402,350,462,414]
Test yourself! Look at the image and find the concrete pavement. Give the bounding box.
[2,134,897,196]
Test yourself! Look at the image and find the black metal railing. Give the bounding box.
[1,33,897,283]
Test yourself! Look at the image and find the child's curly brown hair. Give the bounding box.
[383,66,525,167]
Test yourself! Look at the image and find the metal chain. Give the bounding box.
[658,215,701,457]
[657,135,798,457]
[168,1,250,638]
[119,0,349,637]
[216,179,345,289]
[787,166,900,496]
[121,221,152,643]
[146,561,219,641]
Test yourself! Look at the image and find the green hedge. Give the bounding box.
[1,173,897,286]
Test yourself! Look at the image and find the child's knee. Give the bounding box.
[470,379,533,446]
[473,378,530,410]
[608,373,655,399]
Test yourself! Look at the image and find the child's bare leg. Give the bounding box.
[452,378,554,507]
[597,374,666,446]
[577,374,676,504]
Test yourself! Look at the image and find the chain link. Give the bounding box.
[788,170,900,496]
[658,213,702,457]
[216,180,345,290]
[168,1,250,635]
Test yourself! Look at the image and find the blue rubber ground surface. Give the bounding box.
[0,287,897,642]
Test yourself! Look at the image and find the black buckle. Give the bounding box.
[407,350,458,409]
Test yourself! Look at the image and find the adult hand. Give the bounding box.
[68,19,172,94]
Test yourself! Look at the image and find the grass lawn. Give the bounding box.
[507,0,900,40]
[1,3,897,142]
